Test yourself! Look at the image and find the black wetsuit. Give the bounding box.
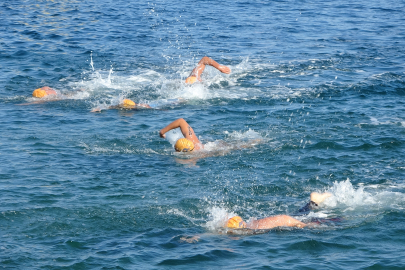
[295,201,343,224]
[297,201,318,214]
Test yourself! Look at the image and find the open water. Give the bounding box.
[1,0,405,269]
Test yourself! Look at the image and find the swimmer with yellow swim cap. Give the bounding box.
[159,117,262,155]
[226,216,247,229]
[225,192,332,230]
[91,98,151,112]
[32,86,57,98]
[160,118,203,151]
[120,99,151,109]
[174,138,195,152]
[18,85,89,106]
[16,86,61,105]
[185,56,231,84]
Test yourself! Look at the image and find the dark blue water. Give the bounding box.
[1,0,405,269]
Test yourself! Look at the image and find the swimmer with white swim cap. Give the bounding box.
[226,192,332,230]
[185,56,231,84]
[91,98,152,112]
[159,118,203,151]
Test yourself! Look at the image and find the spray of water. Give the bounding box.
[204,178,404,232]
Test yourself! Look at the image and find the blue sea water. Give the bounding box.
[1,0,405,269]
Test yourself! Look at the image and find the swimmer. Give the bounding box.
[32,86,58,98]
[226,192,332,230]
[159,118,203,151]
[185,56,231,84]
[160,118,264,156]
[16,86,60,105]
[18,86,85,105]
[91,99,151,112]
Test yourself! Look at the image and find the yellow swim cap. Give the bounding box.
[185,76,197,84]
[227,216,246,229]
[174,138,194,152]
[32,88,47,98]
[122,99,136,107]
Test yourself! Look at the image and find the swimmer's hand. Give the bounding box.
[218,65,231,74]
[179,236,200,243]
[159,130,166,138]
[304,222,321,228]
[91,107,102,113]
[138,103,152,109]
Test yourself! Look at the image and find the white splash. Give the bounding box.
[61,55,342,108]
[323,178,404,212]
[205,207,236,231]
[164,129,184,146]
[90,51,95,71]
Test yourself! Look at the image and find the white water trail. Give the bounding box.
[90,51,95,71]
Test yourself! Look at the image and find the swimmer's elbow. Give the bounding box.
[199,56,210,64]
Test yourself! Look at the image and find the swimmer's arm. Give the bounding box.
[247,215,307,230]
[160,118,180,138]
[137,103,152,108]
[17,98,60,106]
[188,56,231,81]
[159,118,199,141]
[17,100,47,106]
[160,118,191,138]
[90,105,121,112]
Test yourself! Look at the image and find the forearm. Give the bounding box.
[138,103,152,108]
[160,118,187,137]
[192,57,220,77]
[189,64,206,80]
[198,56,221,69]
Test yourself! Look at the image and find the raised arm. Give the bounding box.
[185,56,231,84]
[159,118,201,149]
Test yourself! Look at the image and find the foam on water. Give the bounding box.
[324,178,405,211]
[18,52,366,113]
[76,128,264,157]
[63,55,332,110]
[2,0,405,267]
[205,206,237,231]
[164,129,184,146]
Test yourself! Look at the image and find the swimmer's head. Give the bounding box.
[185,76,197,84]
[122,99,136,107]
[32,87,57,98]
[174,138,194,152]
[32,88,47,98]
[226,216,246,229]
